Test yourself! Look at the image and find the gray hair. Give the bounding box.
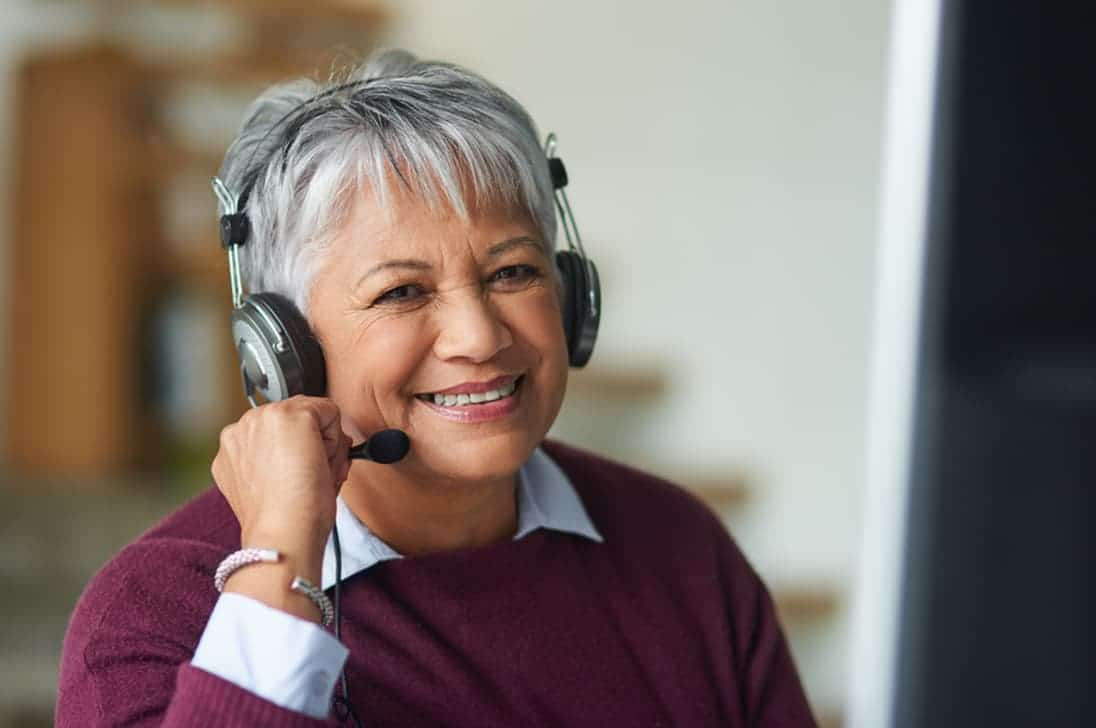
[217,48,557,318]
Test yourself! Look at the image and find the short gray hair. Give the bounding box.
[217,48,557,318]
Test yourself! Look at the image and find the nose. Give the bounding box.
[432,289,514,363]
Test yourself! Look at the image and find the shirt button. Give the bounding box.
[310,670,333,698]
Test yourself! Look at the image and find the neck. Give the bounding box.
[339,462,519,557]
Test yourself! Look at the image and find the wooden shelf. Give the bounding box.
[566,363,668,402]
[686,473,750,512]
[6,1,388,477]
[119,0,389,26]
[116,0,389,85]
[160,237,229,287]
[142,49,356,86]
[773,586,840,622]
[139,139,224,183]
[7,46,148,474]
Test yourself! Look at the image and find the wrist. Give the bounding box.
[223,560,326,624]
[240,527,326,578]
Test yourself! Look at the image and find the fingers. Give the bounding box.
[303,396,342,439]
[282,397,362,485]
[331,432,352,494]
[239,395,389,488]
[300,397,346,464]
[210,395,364,566]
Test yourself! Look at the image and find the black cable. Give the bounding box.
[331,522,364,728]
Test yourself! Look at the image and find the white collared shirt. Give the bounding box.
[191,447,603,719]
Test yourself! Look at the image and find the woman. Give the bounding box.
[57,49,816,727]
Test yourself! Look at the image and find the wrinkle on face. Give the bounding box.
[305,176,568,488]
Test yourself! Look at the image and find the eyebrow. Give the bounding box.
[486,236,544,257]
[360,258,432,280]
[356,237,544,287]
[354,258,431,292]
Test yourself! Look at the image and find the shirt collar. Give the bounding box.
[321,446,603,589]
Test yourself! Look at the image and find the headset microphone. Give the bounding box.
[347,429,410,464]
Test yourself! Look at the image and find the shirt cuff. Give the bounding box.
[191,592,349,720]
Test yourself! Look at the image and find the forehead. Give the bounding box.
[332,178,542,263]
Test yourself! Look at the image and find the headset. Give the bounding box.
[211,84,601,409]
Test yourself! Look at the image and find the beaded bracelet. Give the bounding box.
[214,547,334,627]
[214,548,280,592]
[289,576,334,627]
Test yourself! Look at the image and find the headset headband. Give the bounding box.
[212,84,599,368]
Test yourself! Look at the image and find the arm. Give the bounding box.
[58,396,353,726]
[190,593,349,718]
[739,580,818,728]
[57,540,340,727]
[716,528,818,728]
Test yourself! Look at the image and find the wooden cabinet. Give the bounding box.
[8,47,150,474]
[6,3,388,479]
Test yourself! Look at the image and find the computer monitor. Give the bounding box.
[849,2,1096,726]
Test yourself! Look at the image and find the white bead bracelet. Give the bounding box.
[213,547,334,627]
[214,548,280,592]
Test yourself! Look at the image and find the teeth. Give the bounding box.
[428,378,520,407]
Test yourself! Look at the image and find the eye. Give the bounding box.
[490,264,541,288]
[373,284,425,306]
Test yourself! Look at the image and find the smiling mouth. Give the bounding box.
[415,376,524,407]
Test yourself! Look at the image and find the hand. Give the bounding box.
[211,396,351,615]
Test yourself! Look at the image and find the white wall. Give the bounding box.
[386,0,887,574]
[384,0,890,709]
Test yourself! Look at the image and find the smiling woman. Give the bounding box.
[314,190,568,507]
[56,49,817,727]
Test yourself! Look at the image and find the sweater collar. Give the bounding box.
[321,446,603,590]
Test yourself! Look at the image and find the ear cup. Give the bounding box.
[556,250,581,355]
[555,250,600,367]
[258,293,327,396]
[230,292,326,403]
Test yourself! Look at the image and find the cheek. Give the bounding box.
[507,289,568,364]
[322,317,432,421]
[512,294,570,411]
[529,309,570,433]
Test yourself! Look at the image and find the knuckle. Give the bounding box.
[283,407,314,424]
[218,424,234,447]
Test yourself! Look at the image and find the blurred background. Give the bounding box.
[0,0,889,725]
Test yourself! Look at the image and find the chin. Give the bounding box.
[412,429,541,485]
[400,372,563,485]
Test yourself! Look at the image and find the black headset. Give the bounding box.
[212,86,600,407]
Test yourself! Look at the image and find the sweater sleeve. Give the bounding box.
[741,579,818,728]
[717,527,818,728]
[56,539,335,727]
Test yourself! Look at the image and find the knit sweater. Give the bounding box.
[57,441,817,727]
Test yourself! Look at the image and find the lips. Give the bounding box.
[414,375,525,422]
[415,375,523,407]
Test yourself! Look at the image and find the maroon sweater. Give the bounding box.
[57,441,816,727]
